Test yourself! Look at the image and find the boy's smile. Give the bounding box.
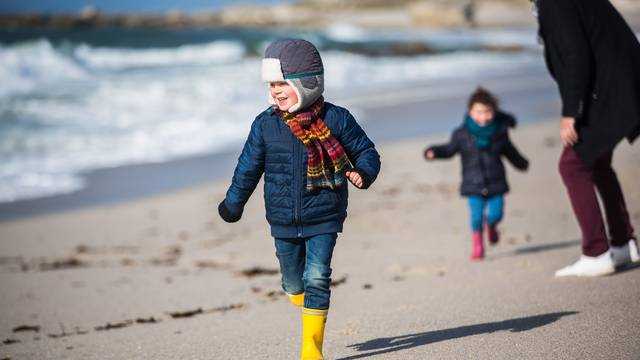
[270,81,299,112]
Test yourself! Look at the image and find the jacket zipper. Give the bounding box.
[293,132,302,237]
[479,148,489,196]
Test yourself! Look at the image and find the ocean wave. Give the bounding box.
[323,25,539,53]
[0,33,543,204]
[73,40,246,70]
[0,172,85,203]
[325,23,372,42]
[0,39,247,99]
[323,50,541,89]
[0,39,86,97]
[0,57,265,203]
[415,29,539,50]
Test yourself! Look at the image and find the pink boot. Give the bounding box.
[472,231,484,260]
[487,224,499,245]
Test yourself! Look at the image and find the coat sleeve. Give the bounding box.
[224,118,265,214]
[498,111,517,128]
[539,0,592,119]
[338,111,381,189]
[425,132,460,159]
[502,134,529,171]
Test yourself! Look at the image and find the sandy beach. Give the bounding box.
[2,0,640,359]
[1,111,639,359]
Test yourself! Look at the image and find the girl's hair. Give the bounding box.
[468,87,499,111]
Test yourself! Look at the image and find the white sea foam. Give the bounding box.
[74,40,246,70]
[325,23,372,42]
[0,173,85,203]
[1,53,264,203]
[323,26,539,50]
[323,50,541,90]
[0,39,86,97]
[416,29,539,50]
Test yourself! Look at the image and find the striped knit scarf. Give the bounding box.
[277,97,351,192]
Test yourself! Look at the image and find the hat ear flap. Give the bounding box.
[267,86,276,106]
[285,79,304,113]
[299,76,318,89]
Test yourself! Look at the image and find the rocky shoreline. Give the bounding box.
[2,0,639,31]
[0,1,537,30]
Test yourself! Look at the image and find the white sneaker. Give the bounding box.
[554,250,615,277]
[611,239,640,267]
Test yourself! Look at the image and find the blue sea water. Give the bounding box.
[0,25,543,203]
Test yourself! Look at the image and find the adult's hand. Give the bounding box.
[560,117,578,146]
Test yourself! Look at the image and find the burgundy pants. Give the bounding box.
[558,146,635,256]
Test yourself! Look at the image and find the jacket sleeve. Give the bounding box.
[223,118,265,214]
[502,134,529,171]
[539,0,592,119]
[338,111,381,189]
[426,132,460,159]
[498,111,517,128]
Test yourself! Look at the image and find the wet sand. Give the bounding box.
[1,114,639,359]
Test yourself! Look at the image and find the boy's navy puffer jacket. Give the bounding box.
[425,112,529,197]
[224,102,381,238]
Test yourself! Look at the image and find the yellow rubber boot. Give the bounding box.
[301,308,328,360]
[288,292,304,307]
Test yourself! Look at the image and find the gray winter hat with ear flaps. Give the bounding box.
[261,39,324,113]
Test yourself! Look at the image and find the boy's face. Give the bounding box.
[469,102,495,126]
[269,81,298,112]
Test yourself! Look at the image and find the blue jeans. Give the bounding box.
[467,195,504,232]
[274,233,337,310]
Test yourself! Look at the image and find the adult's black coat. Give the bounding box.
[425,112,529,197]
[538,0,640,165]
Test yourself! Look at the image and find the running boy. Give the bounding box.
[218,39,380,359]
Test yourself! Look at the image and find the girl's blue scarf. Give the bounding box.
[465,114,497,149]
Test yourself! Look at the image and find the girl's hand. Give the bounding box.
[345,170,364,188]
[560,117,578,146]
[425,150,435,160]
